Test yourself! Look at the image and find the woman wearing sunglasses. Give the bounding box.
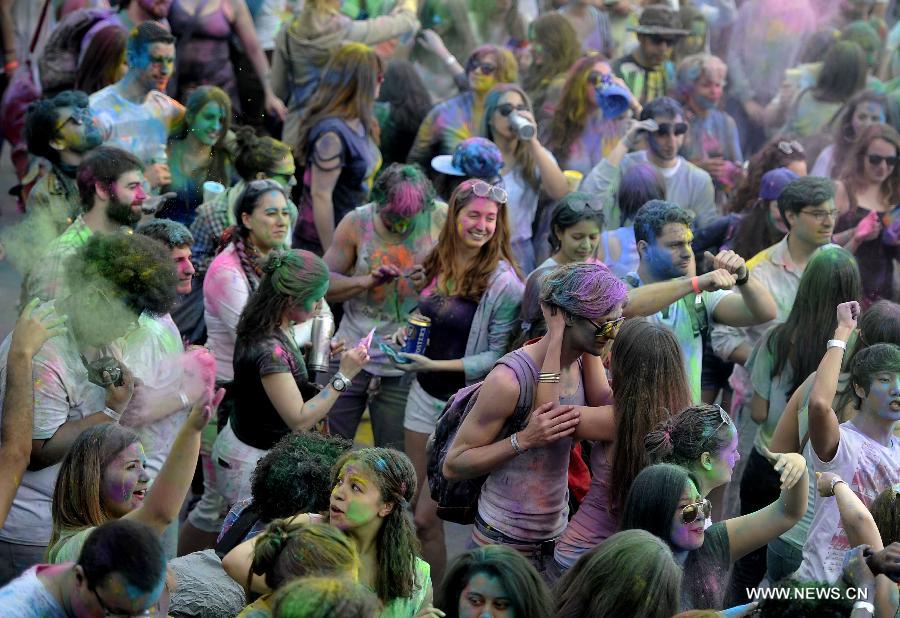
[480,84,569,272]
[833,123,900,305]
[389,178,523,582]
[552,318,693,576]
[621,457,808,611]
[408,45,518,170]
[544,55,638,178]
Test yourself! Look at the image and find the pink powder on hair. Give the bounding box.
[382,182,427,219]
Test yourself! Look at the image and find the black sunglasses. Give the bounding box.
[648,34,677,46]
[867,154,898,167]
[681,498,712,525]
[471,61,497,76]
[587,71,612,87]
[655,122,688,136]
[497,102,529,117]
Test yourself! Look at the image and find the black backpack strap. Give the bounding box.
[214,503,261,559]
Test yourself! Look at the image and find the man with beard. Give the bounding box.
[91,21,183,188]
[582,96,717,230]
[22,146,147,303]
[623,200,776,402]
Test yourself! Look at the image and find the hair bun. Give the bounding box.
[264,251,287,273]
[235,125,259,149]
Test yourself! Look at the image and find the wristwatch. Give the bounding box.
[330,372,351,392]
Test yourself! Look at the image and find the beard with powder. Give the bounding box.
[107,190,143,227]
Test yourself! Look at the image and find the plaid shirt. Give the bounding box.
[190,182,244,275]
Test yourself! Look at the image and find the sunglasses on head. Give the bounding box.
[655,122,688,136]
[497,102,529,117]
[712,404,731,435]
[777,140,804,155]
[681,498,712,525]
[585,315,626,339]
[564,199,603,215]
[648,34,677,46]
[471,61,497,76]
[461,180,508,205]
[867,154,898,167]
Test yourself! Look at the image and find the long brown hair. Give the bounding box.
[838,123,900,210]
[50,424,141,551]
[545,54,608,164]
[726,134,806,214]
[296,43,383,157]
[480,84,539,191]
[609,319,692,513]
[172,85,233,185]
[423,179,520,300]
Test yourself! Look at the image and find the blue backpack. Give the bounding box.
[426,350,537,524]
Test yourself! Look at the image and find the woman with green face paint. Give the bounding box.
[158,86,234,226]
[208,249,370,512]
[223,448,438,618]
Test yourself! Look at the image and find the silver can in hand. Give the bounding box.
[508,111,536,141]
[308,313,334,373]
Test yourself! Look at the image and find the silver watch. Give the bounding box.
[330,372,351,392]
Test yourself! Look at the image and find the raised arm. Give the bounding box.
[724,447,808,562]
[0,301,66,526]
[126,390,225,535]
[809,302,858,463]
[769,373,813,453]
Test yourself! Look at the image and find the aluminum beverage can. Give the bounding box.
[402,315,431,355]
[308,313,334,372]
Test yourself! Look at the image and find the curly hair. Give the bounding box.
[272,576,380,618]
[330,448,420,604]
[727,134,807,214]
[50,424,141,552]
[249,520,358,592]
[437,545,552,618]
[65,232,177,317]
[250,432,352,523]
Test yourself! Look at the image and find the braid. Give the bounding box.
[232,233,263,292]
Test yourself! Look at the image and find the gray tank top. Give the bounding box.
[477,349,586,541]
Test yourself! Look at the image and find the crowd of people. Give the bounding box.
[0,0,898,616]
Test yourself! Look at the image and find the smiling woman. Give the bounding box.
[157,86,234,226]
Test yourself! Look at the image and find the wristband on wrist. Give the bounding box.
[735,269,750,286]
[826,339,847,351]
[102,407,122,422]
[179,391,190,409]
[691,276,701,294]
[510,432,525,455]
[444,55,458,66]
[852,601,875,615]
[538,372,561,383]
[830,477,847,496]
[3,59,18,73]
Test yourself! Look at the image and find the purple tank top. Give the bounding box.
[554,441,616,569]
[477,350,586,542]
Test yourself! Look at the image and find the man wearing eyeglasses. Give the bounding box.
[611,5,687,105]
[0,519,168,617]
[0,91,105,278]
[582,96,717,230]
